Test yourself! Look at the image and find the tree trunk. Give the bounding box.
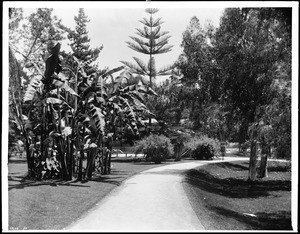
[107,138,113,174]
[86,149,97,180]
[25,142,35,178]
[66,136,73,180]
[103,148,108,175]
[248,140,257,181]
[77,149,84,181]
[56,138,67,179]
[257,142,270,178]
[258,154,268,178]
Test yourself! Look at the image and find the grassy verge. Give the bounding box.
[7,157,170,230]
[183,159,292,230]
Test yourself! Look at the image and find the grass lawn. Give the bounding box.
[7,157,171,230]
[183,159,292,230]
[7,156,293,231]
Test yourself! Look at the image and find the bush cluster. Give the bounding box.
[185,135,220,160]
[134,134,174,164]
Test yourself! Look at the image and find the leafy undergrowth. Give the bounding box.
[7,158,168,230]
[183,160,292,230]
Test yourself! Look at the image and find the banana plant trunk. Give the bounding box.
[86,148,97,180]
[77,126,86,181]
[107,138,113,174]
[25,140,35,178]
[77,149,84,181]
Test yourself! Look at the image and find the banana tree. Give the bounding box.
[21,41,157,181]
[22,42,79,179]
[73,66,158,180]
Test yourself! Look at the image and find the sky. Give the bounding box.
[19,4,225,83]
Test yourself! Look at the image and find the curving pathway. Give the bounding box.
[66,156,247,231]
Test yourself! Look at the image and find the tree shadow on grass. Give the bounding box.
[209,206,292,230]
[8,178,91,190]
[8,173,126,190]
[217,161,249,171]
[89,175,123,186]
[184,168,291,198]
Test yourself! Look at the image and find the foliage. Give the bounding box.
[66,8,102,75]
[19,40,156,180]
[185,135,220,160]
[9,8,157,181]
[10,8,65,67]
[174,16,225,134]
[121,8,173,87]
[213,8,292,179]
[134,134,174,164]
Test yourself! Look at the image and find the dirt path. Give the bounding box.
[66,157,247,231]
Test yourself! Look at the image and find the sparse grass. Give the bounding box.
[183,159,292,230]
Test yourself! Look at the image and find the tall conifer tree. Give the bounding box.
[67,8,102,75]
[121,8,173,87]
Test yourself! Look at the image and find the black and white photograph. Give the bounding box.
[2,1,298,232]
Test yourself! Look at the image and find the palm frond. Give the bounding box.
[102,66,124,78]
[43,97,63,105]
[137,84,158,96]
[119,84,137,93]
[89,104,105,134]
[23,75,43,102]
[118,96,138,125]
[127,90,145,104]
[111,68,132,93]
[53,73,79,97]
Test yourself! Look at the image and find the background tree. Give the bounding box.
[9,8,26,156]
[213,8,291,180]
[66,8,102,74]
[121,8,173,88]
[175,16,223,134]
[10,8,66,69]
[62,8,103,106]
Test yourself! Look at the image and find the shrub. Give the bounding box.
[185,135,220,160]
[134,134,174,164]
[241,141,250,152]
